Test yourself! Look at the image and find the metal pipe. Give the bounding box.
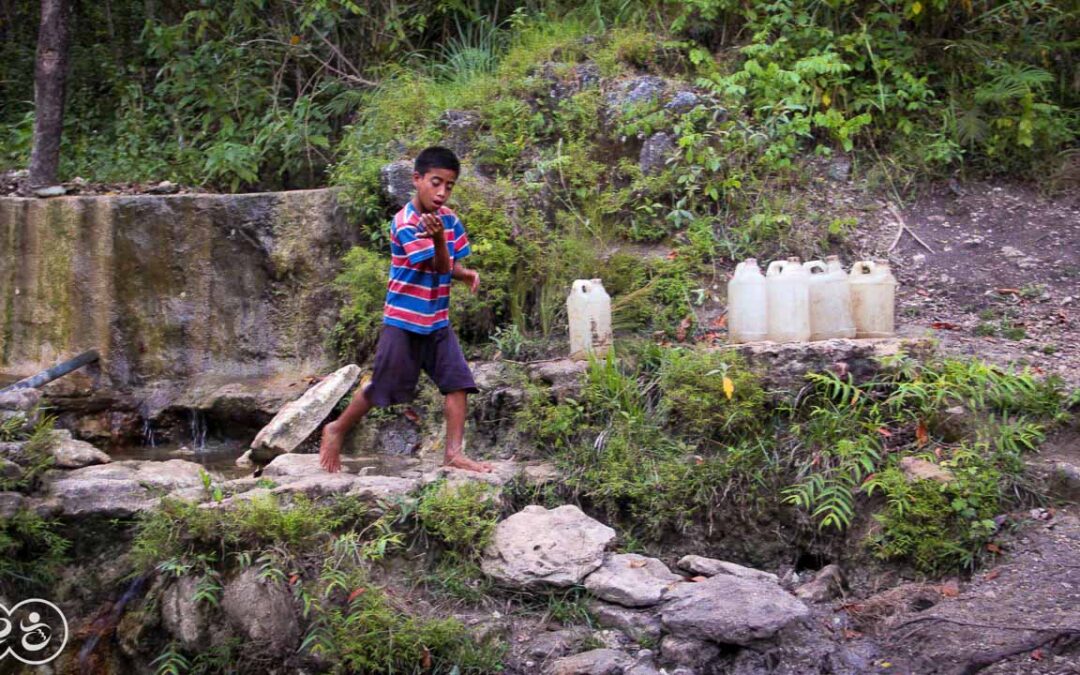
[0,349,99,394]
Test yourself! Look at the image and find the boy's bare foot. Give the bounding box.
[319,423,344,473]
[444,450,493,473]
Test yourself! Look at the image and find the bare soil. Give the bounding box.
[857,182,1080,384]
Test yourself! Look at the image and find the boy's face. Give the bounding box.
[412,167,458,213]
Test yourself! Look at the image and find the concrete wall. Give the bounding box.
[0,189,361,387]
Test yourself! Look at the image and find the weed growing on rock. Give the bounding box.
[0,509,70,594]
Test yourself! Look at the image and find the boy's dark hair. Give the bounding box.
[414,146,460,176]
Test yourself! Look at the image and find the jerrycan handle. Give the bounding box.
[805,261,827,275]
[853,261,875,275]
[766,260,786,276]
[573,280,592,294]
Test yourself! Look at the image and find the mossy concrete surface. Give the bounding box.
[0,189,359,387]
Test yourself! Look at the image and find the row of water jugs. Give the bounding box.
[728,256,897,344]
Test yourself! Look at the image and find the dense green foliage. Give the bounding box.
[520,344,1071,573]
[417,480,501,556]
[134,492,502,673]
[0,509,70,593]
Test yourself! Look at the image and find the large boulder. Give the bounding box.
[639,132,675,176]
[45,459,207,517]
[660,574,809,645]
[584,553,683,607]
[50,429,111,469]
[249,364,361,462]
[676,555,778,583]
[482,505,615,589]
[220,568,299,655]
[380,161,415,207]
[161,576,213,649]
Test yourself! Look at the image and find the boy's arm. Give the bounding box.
[418,212,452,273]
[452,261,480,293]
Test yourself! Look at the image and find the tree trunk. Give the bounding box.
[27,0,71,189]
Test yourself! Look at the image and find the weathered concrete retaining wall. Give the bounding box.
[0,189,360,388]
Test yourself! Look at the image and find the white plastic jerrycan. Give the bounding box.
[849,259,897,338]
[567,279,612,359]
[766,257,811,343]
[727,258,768,343]
[804,255,856,341]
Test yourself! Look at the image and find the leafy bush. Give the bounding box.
[328,246,389,363]
[0,509,70,593]
[417,481,501,556]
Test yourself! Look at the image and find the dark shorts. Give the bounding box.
[363,325,478,407]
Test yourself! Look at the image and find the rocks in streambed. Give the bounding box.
[44,459,208,517]
[677,554,779,583]
[50,429,111,468]
[584,553,683,607]
[660,574,809,646]
[249,364,360,462]
[482,504,616,589]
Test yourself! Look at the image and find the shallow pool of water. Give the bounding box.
[108,439,253,479]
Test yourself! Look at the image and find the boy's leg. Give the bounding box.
[319,386,372,473]
[424,328,489,473]
[444,390,491,473]
[320,326,421,473]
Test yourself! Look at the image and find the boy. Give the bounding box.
[319,146,492,473]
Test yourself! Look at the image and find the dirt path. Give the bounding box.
[856,182,1080,385]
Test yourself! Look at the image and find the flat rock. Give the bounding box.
[261,453,326,478]
[545,648,634,675]
[250,364,360,462]
[347,475,419,502]
[660,574,809,645]
[528,359,587,400]
[0,388,42,411]
[584,553,683,607]
[900,456,955,483]
[588,601,663,641]
[677,555,778,583]
[46,459,208,517]
[526,628,589,660]
[51,430,111,469]
[482,504,615,589]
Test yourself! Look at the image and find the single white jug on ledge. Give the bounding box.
[567,279,612,359]
[766,257,811,343]
[849,259,897,338]
[727,258,768,344]
[804,255,856,341]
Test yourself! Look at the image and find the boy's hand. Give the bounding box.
[416,213,445,241]
[464,269,480,293]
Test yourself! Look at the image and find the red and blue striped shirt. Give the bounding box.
[383,202,471,334]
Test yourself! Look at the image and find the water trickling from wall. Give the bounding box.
[189,409,208,452]
[141,417,157,447]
